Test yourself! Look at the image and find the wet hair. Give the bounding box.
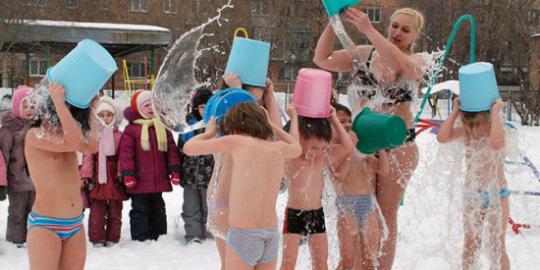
[32,96,92,137]
[332,103,351,117]
[298,116,332,142]
[191,86,213,121]
[220,102,273,140]
[459,110,491,142]
[390,8,425,52]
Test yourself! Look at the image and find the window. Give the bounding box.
[280,66,298,81]
[65,0,78,8]
[127,62,146,78]
[163,0,177,14]
[364,7,381,23]
[100,0,109,10]
[251,0,269,15]
[191,0,210,14]
[29,59,47,77]
[253,27,270,41]
[528,10,539,25]
[129,0,148,12]
[21,0,47,7]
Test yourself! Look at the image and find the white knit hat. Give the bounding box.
[136,91,152,119]
[95,96,123,127]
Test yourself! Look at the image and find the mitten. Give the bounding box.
[123,176,137,189]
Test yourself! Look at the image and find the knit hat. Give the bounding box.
[12,85,32,118]
[130,89,144,113]
[95,96,123,127]
[131,90,152,119]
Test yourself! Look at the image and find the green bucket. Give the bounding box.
[352,108,407,154]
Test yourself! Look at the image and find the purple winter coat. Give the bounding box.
[0,113,34,192]
[119,107,181,194]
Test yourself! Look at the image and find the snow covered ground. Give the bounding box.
[0,92,539,269]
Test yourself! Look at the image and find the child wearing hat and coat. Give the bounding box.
[119,90,182,241]
[80,96,127,247]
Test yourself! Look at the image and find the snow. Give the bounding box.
[0,92,539,269]
[22,20,171,33]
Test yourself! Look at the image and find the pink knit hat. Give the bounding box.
[12,85,33,118]
[135,90,152,119]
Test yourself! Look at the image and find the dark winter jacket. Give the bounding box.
[80,130,127,200]
[0,113,33,192]
[178,116,214,189]
[119,107,181,194]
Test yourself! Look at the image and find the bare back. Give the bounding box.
[227,137,287,229]
[25,128,83,218]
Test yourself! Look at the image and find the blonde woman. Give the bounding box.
[314,7,426,269]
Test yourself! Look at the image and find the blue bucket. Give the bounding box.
[322,0,361,16]
[224,37,270,87]
[47,39,117,109]
[458,62,500,112]
[203,88,256,124]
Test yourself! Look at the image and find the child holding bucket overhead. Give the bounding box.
[331,103,390,270]
[281,68,354,270]
[184,102,302,270]
[119,90,181,242]
[0,85,36,247]
[80,96,127,247]
[437,62,510,270]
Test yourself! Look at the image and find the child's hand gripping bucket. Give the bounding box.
[458,62,500,112]
[203,88,257,124]
[47,39,117,109]
[224,28,270,87]
[291,68,332,118]
[322,0,361,16]
[352,108,407,154]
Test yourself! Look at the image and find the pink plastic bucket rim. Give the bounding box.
[292,102,331,118]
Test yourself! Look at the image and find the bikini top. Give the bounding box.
[353,48,416,105]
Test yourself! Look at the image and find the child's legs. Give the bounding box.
[106,200,123,243]
[255,259,276,270]
[200,188,209,238]
[280,234,301,270]
[182,186,204,241]
[6,191,34,244]
[89,199,107,244]
[462,203,484,270]
[356,212,380,270]
[27,227,62,270]
[487,197,510,270]
[225,244,253,270]
[129,194,151,241]
[58,226,87,270]
[336,214,358,270]
[148,192,167,239]
[308,233,329,270]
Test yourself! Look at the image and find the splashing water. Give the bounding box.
[152,1,234,133]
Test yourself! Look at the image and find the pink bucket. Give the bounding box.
[291,68,332,118]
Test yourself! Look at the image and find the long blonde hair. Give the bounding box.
[390,8,424,52]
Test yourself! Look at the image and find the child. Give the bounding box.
[25,83,100,269]
[184,102,302,270]
[177,87,214,244]
[210,72,283,268]
[280,108,354,270]
[80,96,127,247]
[437,98,510,270]
[331,103,389,270]
[119,90,181,241]
[0,85,36,247]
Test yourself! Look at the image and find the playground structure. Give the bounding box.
[122,56,156,94]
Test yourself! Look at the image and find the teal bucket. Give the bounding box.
[47,39,117,109]
[203,88,256,124]
[322,0,361,16]
[458,62,500,112]
[224,37,270,87]
[352,108,407,154]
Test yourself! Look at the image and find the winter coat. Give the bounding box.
[178,116,214,189]
[0,113,33,192]
[119,107,181,194]
[80,130,127,200]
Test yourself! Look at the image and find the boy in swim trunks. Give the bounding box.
[25,83,100,270]
[280,108,353,270]
[184,103,301,270]
[331,103,389,270]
